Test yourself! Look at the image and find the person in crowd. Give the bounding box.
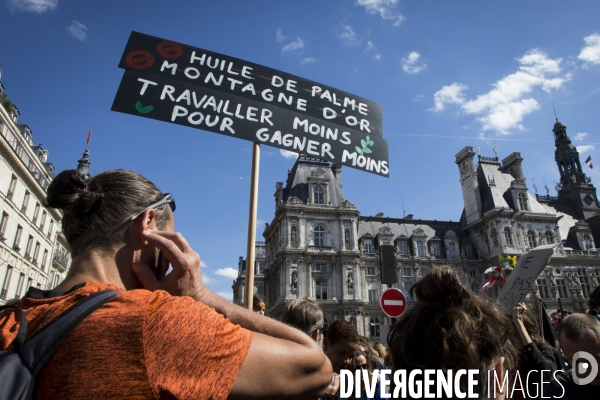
[372,342,388,366]
[280,298,324,346]
[388,266,517,400]
[351,350,380,400]
[588,308,600,322]
[322,319,361,400]
[0,169,335,400]
[510,302,557,398]
[545,313,600,399]
[253,294,266,315]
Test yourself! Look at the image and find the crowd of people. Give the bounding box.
[1,168,600,399]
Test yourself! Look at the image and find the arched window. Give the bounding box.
[527,230,537,249]
[370,317,380,338]
[583,234,594,250]
[314,226,325,246]
[490,228,499,247]
[448,242,456,258]
[314,186,324,204]
[545,231,554,244]
[517,193,528,211]
[503,227,513,246]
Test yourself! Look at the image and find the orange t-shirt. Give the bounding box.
[0,282,252,399]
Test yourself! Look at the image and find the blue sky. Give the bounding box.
[1,0,599,301]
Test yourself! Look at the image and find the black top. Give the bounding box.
[545,370,600,400]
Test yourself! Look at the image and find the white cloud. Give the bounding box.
[578,33,600,65]
[432,83,467,112]
[67,20,87,41]
[7,0,57,13]
[356,0,405,26]
[282,37,304,53]
[339,25,359,46]
[574,132,588,141]
[276,28,285,43]
[200,260,207,268]
[365,41,375,51]
[280,149,299,159]
[300,57,316,64]
[216,291,234,302]
[402,51,427,75]
[576,145,595,154]
[435,49,571,134]
[202,274,217,284]
[215,267,238,279]
[374,53,382,61]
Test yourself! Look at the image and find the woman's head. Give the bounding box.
[388,266,517,398]
[46,169,173,256]
[352,350,371,373]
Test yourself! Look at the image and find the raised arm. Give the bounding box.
[132,230,333,399]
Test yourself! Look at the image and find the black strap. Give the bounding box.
[0,304,27,353]
[19,290,119,375]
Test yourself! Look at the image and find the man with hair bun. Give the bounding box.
[0,169,335,400]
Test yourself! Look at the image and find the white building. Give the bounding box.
[0,79,71,304]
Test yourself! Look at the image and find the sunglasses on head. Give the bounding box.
[130,193,176,221]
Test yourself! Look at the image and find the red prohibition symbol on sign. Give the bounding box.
[125,50,155,70]
[156,41,183,59]
[380,288,407,318]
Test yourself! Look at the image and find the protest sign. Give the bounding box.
[496,243,557,313]
[111,32,389,177]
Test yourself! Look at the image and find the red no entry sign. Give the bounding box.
[380,288,407,318]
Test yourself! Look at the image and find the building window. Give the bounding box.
[1,266,13,300]
[416,240,424,256]
[402,267,411,276]
[314,263,327,272]
[464,244,473,259]
[314,226,325,247]
[41,249,48,272]
[40,210,47,230]
[25,235,33,257]
[527,231,537,249]
[490,228,499,248]
[448,242,456,258]
[419,268,426,277]
[13,225,23,251]
[7,175,17,200]
[47,220,54,239]
[314,186,324,204]
[323,317,329,332]
[366,267,376,275]
[21,190,30,213]
[545,231,554,244]
[431,241,440,256]
[403,282,413,301]
[363,238,373,254]
[315,279,328,300]
[583,235,594,250]
[32,203,40,224]
[370,317,380,338]
[536,279,550,299]
[33,242,40,263]
[503,227,513,246]
[15,273,25,299]
[0,212,8,238]
[256,262,266,275]
[577,268,591,298]
[398,240,408,255]
[556,278,568,299]
[517,192,528,211]
[256,285,264,296]
[368,285,378,302]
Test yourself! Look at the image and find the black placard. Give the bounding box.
[112,70,390,176]
[118,32,383,138]
[380,245,397,284]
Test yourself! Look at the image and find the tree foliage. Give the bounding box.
[0,92,16,114]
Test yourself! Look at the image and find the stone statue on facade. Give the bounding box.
[291,272,297,289]
[345,230,350,245]
[590,270,598,289]
[347,272,354,291]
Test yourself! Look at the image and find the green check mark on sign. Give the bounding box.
[355,136,374,155]
[135,101,154,114]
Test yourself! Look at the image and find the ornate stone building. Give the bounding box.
[0,77,72,304]
[233,120,600,341]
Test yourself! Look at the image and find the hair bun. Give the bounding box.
[412,266,470,307]
[46,169,102,213]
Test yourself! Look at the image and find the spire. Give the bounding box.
[76,148,91,179]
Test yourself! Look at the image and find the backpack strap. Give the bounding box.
[0,304,27,353]
[19,290,119,375]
